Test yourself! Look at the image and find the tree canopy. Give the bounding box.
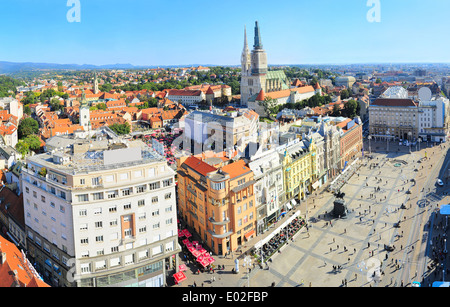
[109,123,130,135]
[18,117,39,139]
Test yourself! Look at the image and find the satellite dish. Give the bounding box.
[418,87,432,101]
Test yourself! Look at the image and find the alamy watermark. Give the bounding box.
[67,0,81,23]
[367,0,381,23]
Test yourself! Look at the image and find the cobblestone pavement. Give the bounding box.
[172,140,450,287]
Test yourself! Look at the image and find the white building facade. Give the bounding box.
[22,134,180,287]
[248,149,284,234]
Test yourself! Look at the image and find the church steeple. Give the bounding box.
[241,26,251,75]
[254,21,263,50]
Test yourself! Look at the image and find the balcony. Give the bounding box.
[208,217,230,226]
[207,229,233,239]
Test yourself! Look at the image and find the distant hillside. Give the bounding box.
[0,61,227,74]
[0,61,138,74]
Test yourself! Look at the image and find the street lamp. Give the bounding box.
[418,138,422,151]
[368,135,372,154]
[408,132,412,153]
[386,131,390,153]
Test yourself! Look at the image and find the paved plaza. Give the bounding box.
[173,140,450,287]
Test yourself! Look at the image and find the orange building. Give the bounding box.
[177,155,256,255]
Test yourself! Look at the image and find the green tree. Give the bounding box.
[24,135,41,152]
[50,98,64,112]
[343,99,358,118]
[15,140,30,156]
[331,103,341,117]
[18,117,39,139]
[109,123,130,135]
[259,96,279,119]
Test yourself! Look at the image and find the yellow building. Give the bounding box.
[279,139,318,204]
[177,155,256,256]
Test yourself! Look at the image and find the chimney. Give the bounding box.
[1,252,6,264]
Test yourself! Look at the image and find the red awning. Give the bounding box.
[244,230,255,240]
[173,271,186,284]
[179,264,187,272]
[192,249,201,258]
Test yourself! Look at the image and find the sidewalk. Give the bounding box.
[171,180,334,288]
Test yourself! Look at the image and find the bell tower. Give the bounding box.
[240,21,268,106]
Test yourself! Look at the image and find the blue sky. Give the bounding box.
[0,0,449,66]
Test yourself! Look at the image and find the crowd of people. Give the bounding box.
[143,129,183,165]
[256,216,306,263]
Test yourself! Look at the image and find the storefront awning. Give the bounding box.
[244,230,255,240]
[312,181,320,190]
[286,202,292,210]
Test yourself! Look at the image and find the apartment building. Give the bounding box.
[177,155,256,255]
[334,117,363,170]
[369,86,450,143]
[417,96,450,143]
[369,86,419,140]
[167,89,205,106]
[277,139,318,204]
[22,131,180,287]
[183,109,259,154]
[248,149,284,234]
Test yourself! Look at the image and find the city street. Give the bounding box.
[173,139,450,287]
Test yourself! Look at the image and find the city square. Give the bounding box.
[173,139,450,287]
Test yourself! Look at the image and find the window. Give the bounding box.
[77,194,89,202]
[124,228,132,237]
[164,193,172,200]
[152,196,158,204]
[211,181,225,190]
[95,221,103,228]
[138,199,145,207]
[122,188,132,196]
[79,209,87,217]
[163,179,173,187]
[80,264,91,274]
[80,179,85,185]
[81,238,89,245]
[124,203,131,210]
[94,207,102,215]
[92,192,103,200]
[107,190,118,199]
[96,235,104,242]
[149,182,160,190]
[80,224,88,231]
[59,205,65,213]
[109,206,117,213]
[136,185,146,193]
[91,177,101,186]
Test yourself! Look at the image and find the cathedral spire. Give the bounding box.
[241,26,251,73]
[254,21,263,49]
[243,26,249,52]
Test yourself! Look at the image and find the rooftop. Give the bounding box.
[28,128,165,175]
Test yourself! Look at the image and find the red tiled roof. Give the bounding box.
[0,235,50,287]
[256,89,265,101]
[183,156,216,176]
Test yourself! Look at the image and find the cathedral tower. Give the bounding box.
[94,71,99,94]
[240,21,268,106]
